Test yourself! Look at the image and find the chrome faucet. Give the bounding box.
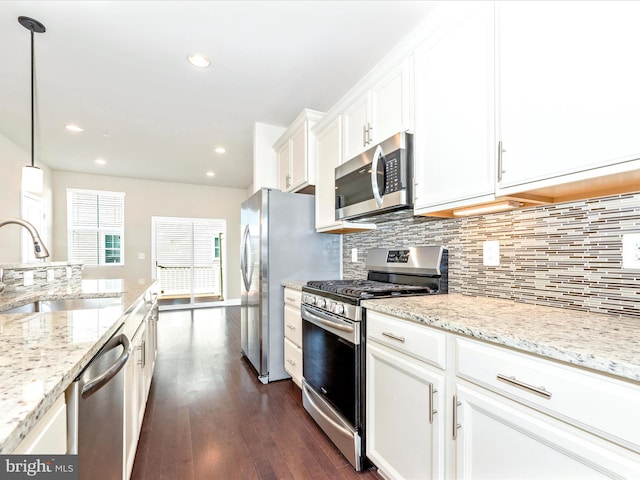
[0,217,50,259]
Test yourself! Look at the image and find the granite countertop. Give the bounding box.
[362,293,640,383]
[0,279,155,454]
[281,281,307,291]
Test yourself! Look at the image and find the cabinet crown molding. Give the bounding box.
[273,108,324,150]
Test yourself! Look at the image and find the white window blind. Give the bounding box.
[153,217,225,296]
[67,189,125,265]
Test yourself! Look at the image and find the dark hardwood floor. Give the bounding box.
[131,307,382,480]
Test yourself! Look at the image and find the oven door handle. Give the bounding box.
[302,381,353,439]
[302,305,354,333]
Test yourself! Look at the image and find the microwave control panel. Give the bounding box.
[384,150,404,193]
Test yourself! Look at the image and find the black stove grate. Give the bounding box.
[306,279,433,299]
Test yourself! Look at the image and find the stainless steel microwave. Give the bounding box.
[335,132,413,221]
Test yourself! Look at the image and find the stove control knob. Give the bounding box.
[327,302,336,312]
[334,304,344,315]
[305,295,316,305]
[317,298,326,308]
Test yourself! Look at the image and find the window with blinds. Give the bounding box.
[67,189,125,265]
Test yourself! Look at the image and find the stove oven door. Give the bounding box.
[301,304,363,470]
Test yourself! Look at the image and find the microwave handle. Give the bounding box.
[370,144,385,207]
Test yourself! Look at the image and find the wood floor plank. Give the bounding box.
[131,306,381,480]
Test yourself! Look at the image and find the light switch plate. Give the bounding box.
[23,271,34,287]
[46,269,55,282]
[351,248,358,263]
[622,233,640,269]
[483,240,500,267]
[138,253,146,260]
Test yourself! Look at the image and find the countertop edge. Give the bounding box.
[362,296,640,384]
[281,281,306,291]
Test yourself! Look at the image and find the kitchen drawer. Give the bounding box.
[456,336,640,452]
[367,311,446,369]
[284,337,302,387]
[284,288,302,308]
[284,304,302,347]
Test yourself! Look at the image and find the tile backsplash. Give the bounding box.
[343,193,640,318]
[0,262,83,295]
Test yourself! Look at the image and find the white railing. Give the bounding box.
[156,264,221,296]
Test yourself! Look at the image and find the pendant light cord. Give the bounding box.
[18,16,46,170]
[30,27,35,168]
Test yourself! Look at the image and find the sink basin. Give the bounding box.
[2,297,120,314]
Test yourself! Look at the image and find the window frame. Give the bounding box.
[67,188,125,266]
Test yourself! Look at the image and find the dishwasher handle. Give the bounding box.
[81,333,131,399]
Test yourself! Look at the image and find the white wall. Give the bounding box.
[0,134,53,263]
[51,171,247,301]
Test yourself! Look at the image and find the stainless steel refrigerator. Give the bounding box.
[240,188,340,383]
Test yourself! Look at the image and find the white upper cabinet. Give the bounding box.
[274,109,324,193]
[314,116,376,233]
[342,59,412,162]
[315,117,342,231]
[413,3,496,215]
[497,0,640,193]
[276,138,292,191]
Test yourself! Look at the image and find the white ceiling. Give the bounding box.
[0,1,435,189]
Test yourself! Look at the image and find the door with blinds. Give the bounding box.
[152,217,226,308]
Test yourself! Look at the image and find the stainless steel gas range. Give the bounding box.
[300,246,448,471]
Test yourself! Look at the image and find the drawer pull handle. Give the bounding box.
[286,297,296,302]
[497,374,552,400]
[286,324,296,330]
[382,331,405,343]
[287,359,296,366]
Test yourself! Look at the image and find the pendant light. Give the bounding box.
[18,16,46,193]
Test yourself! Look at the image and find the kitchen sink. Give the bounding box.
[1,297,120,314]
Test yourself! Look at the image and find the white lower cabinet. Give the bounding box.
[283,288,303,387]
[12,395,67,454]
[284,337,302,386]
[454,382,640,479]
[366,341,445,480]
[365,310,640,480]
[124,294,159,479]
[124,320,145,478]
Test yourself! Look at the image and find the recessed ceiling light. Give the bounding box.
[187,53,210,68]
[66,124,84,132]
[214,147,226,154]
[206,171,215,177]
[95,158,106,165]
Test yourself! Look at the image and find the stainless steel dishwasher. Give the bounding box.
[66,325,130,480]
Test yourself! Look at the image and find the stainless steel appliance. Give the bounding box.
[335,132,413,222]
[240,188,340,384]
[66,326,131,480]
[301,246,448,471]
